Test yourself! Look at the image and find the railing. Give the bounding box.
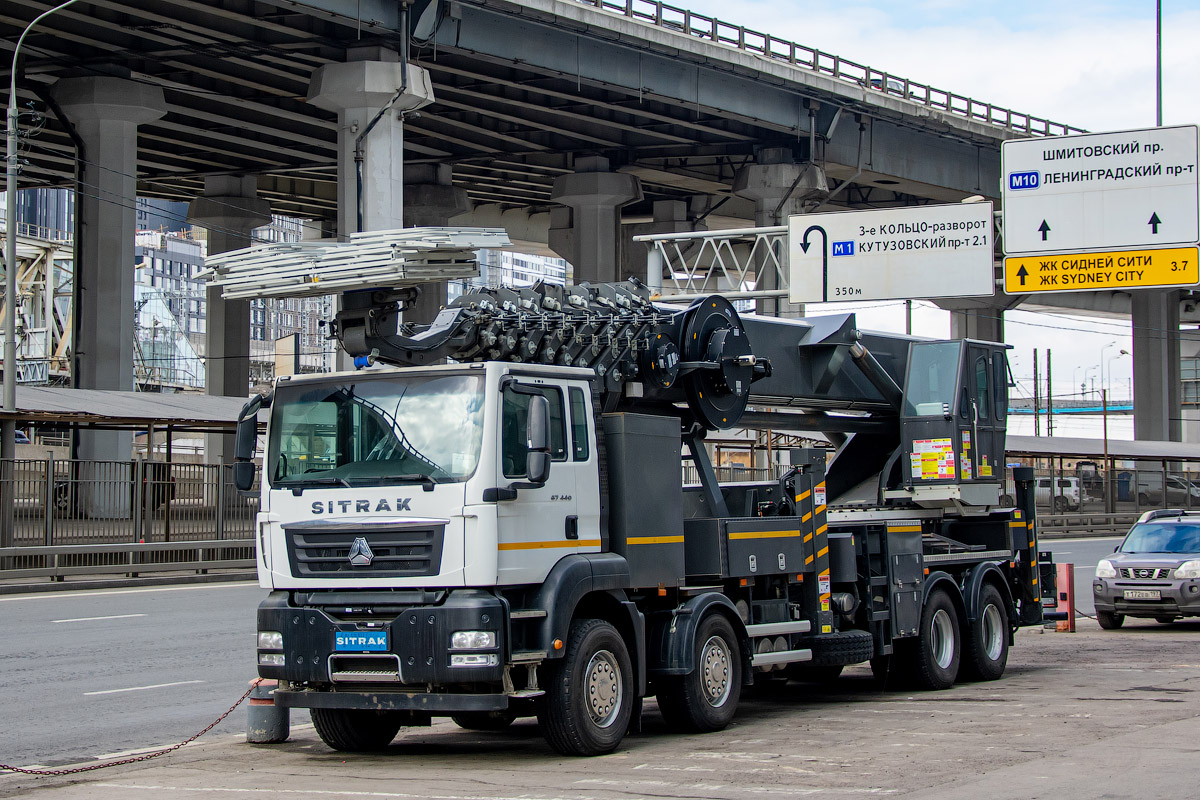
[569,0,1084,137]
[2,458,258,548]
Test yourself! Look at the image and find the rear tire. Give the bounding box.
[451,711,517,731]
[1096,610,1125,629]
[538,618,633,756]
[961,585,1009,681]
[911,589,961,690]
[657,614,742,733]
[310,708,404,752]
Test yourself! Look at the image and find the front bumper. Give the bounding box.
[256,589,509,699]
[1093,578,1200,617]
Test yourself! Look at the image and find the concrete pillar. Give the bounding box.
[950,308,1004,342]
[621,199,706,286]
[550,156,642,284]
[307,47,434,238]
[1132,289,1182,441]
[404,164,471,324]
[307,47,434,367]
[187,177,272,465]
[53,76,165,513]
[733,148,827,317]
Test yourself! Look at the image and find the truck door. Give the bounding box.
[963,344,1005,484]
[494,380,597,585]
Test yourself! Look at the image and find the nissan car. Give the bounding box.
[1093,509,1200,629]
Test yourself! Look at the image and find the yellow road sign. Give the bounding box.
[1003,246,1199,294]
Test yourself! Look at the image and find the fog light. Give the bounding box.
[450,653,498,667]
[259,653,286,667]
[1094,584,1103,593]
[1189,585,1200,595]
[450,631,496,650]
[258,631,284,650]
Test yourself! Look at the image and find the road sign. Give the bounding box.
[787,203,995,304]
[1003,246,1199,294]
[1001,125,1199,255]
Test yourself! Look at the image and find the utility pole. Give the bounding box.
[1102,388,1112,513]
[1032,349,1040,436]
[1045,349,1053,436]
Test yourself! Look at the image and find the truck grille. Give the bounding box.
[284,523,444,578]
[1119,568,1173,579]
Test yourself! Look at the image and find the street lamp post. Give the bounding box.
[4,0,82,548]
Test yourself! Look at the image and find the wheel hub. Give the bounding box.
[700,635,732,707]
[586,650,622,728]
[930,608,955,669]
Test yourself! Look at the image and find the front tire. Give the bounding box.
[310,708,404,752]
[657,614,743,733]
[961,585,1009,681]
[1097,610,1125,629]
[538,618,633,756]
[911,589,961,690]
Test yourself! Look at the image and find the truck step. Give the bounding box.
[745,620,812,637]
[750,648,812,668]
[510,650,547,663]
[870,611,891,622]
[510,609,548,620]
[509,688,546,699]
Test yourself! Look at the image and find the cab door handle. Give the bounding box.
[565,515,578,540]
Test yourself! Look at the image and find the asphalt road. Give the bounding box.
[0,582,264,769]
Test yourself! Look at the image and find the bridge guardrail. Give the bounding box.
[576,0,1084,137]
[0,539,255,582]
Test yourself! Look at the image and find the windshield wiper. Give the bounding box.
[360,473,439,492]
[281,476,352,495]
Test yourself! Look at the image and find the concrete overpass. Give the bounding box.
[1,0,1187,464]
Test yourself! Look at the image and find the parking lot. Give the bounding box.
[4,614,1199,800]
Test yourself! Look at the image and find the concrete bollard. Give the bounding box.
[247,678,289,744]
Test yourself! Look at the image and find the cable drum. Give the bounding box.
[680,296,755,429]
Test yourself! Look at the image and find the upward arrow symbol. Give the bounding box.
[1038,220,1051,241]
[1016,265,1028,286]
[1149,212,1162,234]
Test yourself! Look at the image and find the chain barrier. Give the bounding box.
[0,684,255,776]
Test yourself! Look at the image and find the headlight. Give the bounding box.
[258,653,286,667]
[258,631,284,650]
[1174,560,1200,579]
[1095,559,1117,579]
[451,630,496,650]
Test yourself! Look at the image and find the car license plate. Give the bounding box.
[1123,590,1161,600]
[335,630,388,652]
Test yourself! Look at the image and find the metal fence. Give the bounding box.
[572,0,1084,137]
[3,458,258,547]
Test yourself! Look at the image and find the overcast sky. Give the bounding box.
[675,0,1197,436]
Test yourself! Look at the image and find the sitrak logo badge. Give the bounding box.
[348,537,375,566]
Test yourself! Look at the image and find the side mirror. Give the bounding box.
[233,394,267,493]
[525,394,551,486]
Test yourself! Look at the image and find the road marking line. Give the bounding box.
[96,785,604,800]
[84,680,205,696]
[0,582,258,603]
[52,613,146,624]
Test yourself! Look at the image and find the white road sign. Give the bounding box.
[787,203,995,304]
[1001,125,1199,255]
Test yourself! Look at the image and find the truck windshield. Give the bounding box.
[268,373,485,487]
[902,341,962,417]
[1120,522,1200,554]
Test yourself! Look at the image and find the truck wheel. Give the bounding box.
[961,585,1009,681]
[538,618,633,756]
[310,708,404,752]
[1097,610,1125,629]
[807,629,874,666]
[912,589,961,690]
[657,614,742,733]
[451,710,517,731]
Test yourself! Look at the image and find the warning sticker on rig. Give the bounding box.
[910,438,956,480]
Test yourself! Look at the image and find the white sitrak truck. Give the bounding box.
[230,273,1049,756]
